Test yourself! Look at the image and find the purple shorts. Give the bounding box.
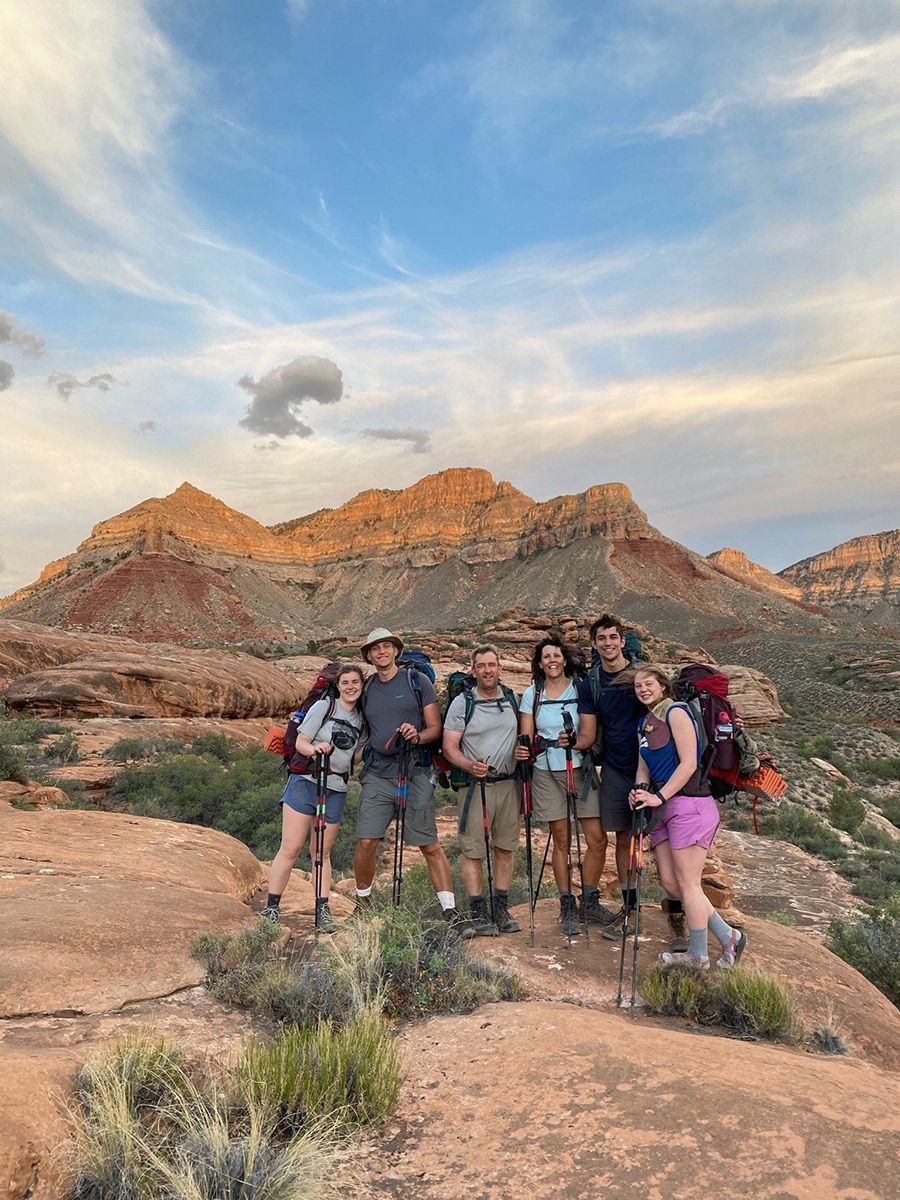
[649,793,720,851]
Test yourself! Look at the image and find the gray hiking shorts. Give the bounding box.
[458,779,520,859]
[357,771,438,846]
[531,767,599,823]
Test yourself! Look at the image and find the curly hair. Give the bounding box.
[530,635,577,682]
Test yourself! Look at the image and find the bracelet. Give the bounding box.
[655,789,667,803]
[414,733,421,745]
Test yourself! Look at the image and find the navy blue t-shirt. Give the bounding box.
[577,666,644,775]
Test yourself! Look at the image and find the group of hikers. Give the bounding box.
[263,615,748,974]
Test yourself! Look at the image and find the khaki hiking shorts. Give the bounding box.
[357,772,438,846]
[457,779,520,859]
[531,767,599,824]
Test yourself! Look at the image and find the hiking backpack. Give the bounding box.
[441,671,520,790]
[673,664,740,799]
[397,648,436,684]
[282,661,343,775]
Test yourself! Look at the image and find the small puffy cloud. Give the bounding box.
[0,311,45,357]
[136,419,157,433]
[238,355,343,438]
[48,371,120,400]
[254,439,282,452]
[0,360,14,391]
[362,426,432,454]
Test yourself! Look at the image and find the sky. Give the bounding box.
[1,0,898,595]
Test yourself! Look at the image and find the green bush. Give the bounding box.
[828,788,866,835]
[879,793,900,829]
[858,756,900,782]
[641,963,803,1042]
[0,740,29,784]
[0,702,62,744]
[766,802,847,860]
[44,731,81,764]
[796,734,835,760]
[827,901,900,1007]
[108,745,285,859]
[234,1011,402,1133]
[103,736,187,762]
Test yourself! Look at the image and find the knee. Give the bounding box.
[419,842,443,860]
[355,838,380,856]
[278,842,303,862]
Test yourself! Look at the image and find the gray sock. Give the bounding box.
[708,910,734,949]
[688,928,709,960]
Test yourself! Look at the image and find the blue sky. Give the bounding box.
[1,0,898,595]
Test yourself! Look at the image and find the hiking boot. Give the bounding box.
[579,890,620,927]
[493,892,520,934]
[460,897,499,940]
[442,907,464,932]
[660,950,710,970]
[716,928,748,969]
[315,899,337,934]
[600,909,626,940]
[667,911,689,954]
[557,893,581,937]
[260,904,281,926]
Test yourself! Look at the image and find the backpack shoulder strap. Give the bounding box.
[463,689,476,727]
[501,684,520,714]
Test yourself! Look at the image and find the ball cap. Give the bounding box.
[361,627,404,662]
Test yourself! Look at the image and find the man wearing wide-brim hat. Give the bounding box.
[353,628,459,922]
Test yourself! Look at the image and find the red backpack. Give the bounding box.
[265,662,343,774]
[674,664,738,797]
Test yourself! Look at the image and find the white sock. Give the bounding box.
[355,885,372,897]
[437,890,456,911]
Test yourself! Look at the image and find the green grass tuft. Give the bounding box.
[234,1011,402,1134]
[641,963,803,1043]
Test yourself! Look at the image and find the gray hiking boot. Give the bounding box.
[579,889,620,926]
[493,892,521,934]
[558,893,581,937]
[460,896,499,940]
[315,899,338,934]
[601,908,626,940]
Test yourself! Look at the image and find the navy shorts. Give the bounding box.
[280,774,347,824]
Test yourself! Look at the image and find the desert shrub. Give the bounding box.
[641,964,803,1042]
[761,910,797,926]
[809,1023,850,1055]
[194,908,520,1026]
[766,802,847,860]
[857,756,900,781]
[857,822,896,851]
[103,736,184,762]
[879,793,900,829]
[0,740,29,784]
[827,901,900,1007]
[44,731,81,764]
[234,1011,402,1134]
[108,746,284,859]
[845,844,900,906]
[0,702,62,744]
[796,734,835,760]
[190,732,240,763]
[828,788,866,834]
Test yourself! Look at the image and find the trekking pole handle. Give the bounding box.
[561,709,576,746]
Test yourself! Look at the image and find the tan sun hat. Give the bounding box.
[361,627,404,663]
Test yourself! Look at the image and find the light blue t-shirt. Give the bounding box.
[520,682,584,773]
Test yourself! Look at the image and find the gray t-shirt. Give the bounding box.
[444,689,518,776]
[299,698,363,792]
[362,668,439,778]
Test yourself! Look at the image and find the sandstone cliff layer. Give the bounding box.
[707,547,802,600]
[781,529,900,620]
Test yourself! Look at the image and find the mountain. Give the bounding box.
[707,548,802,600]
[780,530,900,625]
[0,468,832,645]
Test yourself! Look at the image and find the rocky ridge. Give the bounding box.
[781,528,900,622]
[707,546,802,599]
[0,469,832,645]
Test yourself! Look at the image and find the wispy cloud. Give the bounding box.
[0,361,14,391]
[362,426,432,454]
[136,419,157,433]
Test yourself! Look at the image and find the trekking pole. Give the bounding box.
[478,769,496,925]
[313,751,329,935]
[533,830,551,912]
[392,738,411,906]
[517,735,536,944]
[630,809,648,1017]
[562,710,589,943]
[616,806,640,1008]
